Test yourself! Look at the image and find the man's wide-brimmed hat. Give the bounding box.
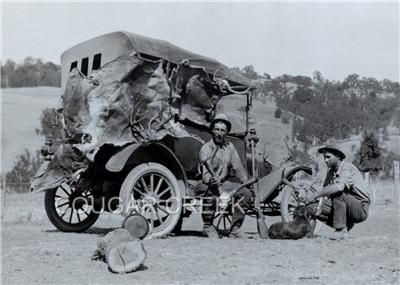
[318,144,346,160]
[210,113,232,133]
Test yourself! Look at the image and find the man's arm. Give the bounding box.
[199,145,211,184]
[199,144,220,185]
[306,182,345,202]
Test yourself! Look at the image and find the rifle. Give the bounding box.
[248,129,269,239]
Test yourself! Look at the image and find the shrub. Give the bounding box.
[5,149,41,193]
[353,131,383,174]
[289,145,313,166]
[274,108,282,119]
[281,112,291,124]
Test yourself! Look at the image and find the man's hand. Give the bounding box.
[218,191,231,210]
[209,175,221,187]
[302,192,318,204]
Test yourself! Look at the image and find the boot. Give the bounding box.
[203,226,219,239]
[306,219,317,238]
[347,223,355,232]
[229,226,247,239]
[328,228,349,240]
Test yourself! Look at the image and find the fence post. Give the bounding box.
[364,172,370,186]
[364,172,374,203]
[394,161,399,203]
[1,175,6,219]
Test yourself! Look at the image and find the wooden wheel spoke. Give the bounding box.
[60,209,69,219]
[76,211,81,223]
[55,195,68,200]
[154,177,164,194]
[133,186,146,197]
[150,174,154,193]
[157,187,171,199]
[69,208,73,223]
[56,201,69,208]
[154,208,163,224]
[157,205,169,215]
[81,209,90,217]
[217,216,223,228]
[59,185,71,197]
[140,178,150,193]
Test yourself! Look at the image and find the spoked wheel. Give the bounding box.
[213,207,233,236]
[280,180,324,235]
[44,180,100,232]
[119,163,182,238]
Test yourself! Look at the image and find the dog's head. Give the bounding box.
[293,205,310,219]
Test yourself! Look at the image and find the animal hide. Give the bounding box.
[61,52,223,159]
[31,52,225,191]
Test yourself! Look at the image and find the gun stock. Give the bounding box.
[253,181,269,239]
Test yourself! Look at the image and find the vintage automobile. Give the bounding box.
[31,31,317,238]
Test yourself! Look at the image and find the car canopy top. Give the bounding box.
[124,32,250,88]
[61,31,251,91]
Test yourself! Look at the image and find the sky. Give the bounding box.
[1,1,399,81]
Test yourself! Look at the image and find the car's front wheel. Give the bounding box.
[119,163,183,238]
[44,181,100,232]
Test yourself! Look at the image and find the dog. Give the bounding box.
[268,205,313,239]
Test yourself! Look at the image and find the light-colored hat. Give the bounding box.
[210,113,232,133]
[318,144,346,160]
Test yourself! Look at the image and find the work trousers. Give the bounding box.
[195,181,252,229]
[317,191,369,229]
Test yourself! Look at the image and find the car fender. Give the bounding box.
[105,142,188,195]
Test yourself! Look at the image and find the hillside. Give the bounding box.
[218,95,293,166]
[1,88,399,176]
[1,87,61,173]
[1,89,293,174]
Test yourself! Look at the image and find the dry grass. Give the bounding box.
[1,87,61,173]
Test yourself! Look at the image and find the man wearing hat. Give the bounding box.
[196,113,252,238]
[303,144,370,239]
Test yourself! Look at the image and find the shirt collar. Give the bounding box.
[210,139,228,149]
[334,161,345,176]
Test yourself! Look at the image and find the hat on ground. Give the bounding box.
[318,144,346,160]
[210,113,232,133]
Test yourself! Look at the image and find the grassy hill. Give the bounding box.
[218,95,293,166]
[1,87,61,173]
[1,89,293,174]
[1,87,399,176]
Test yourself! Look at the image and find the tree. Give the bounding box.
[312,71,324,84]
[293,86,313,103]
[262,73,271,80]
[1,57,61,87]
[353,131,383,174]
[360,77,381,96]
[274,107,282,119]
[241,65,259,80]
[1,59,16,87]
[5,149,42,193]
[343,74,361,89]
[293,75,312,88]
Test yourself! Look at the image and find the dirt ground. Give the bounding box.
[1,180,399,285]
